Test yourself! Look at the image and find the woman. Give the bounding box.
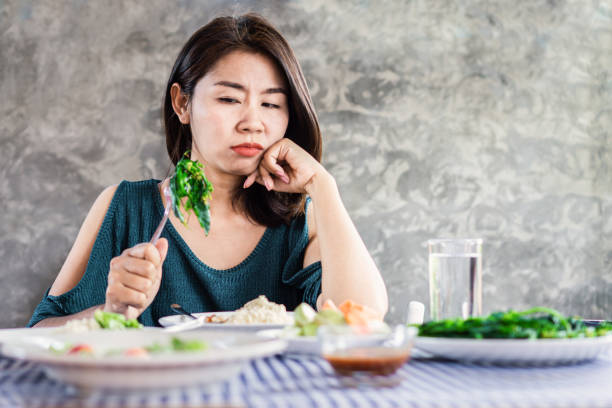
[29,14,387,327]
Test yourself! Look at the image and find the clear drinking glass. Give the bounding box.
[428,238,483,321]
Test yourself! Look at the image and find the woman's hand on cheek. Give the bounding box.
[243,138,326,194]
[104,239,168,320]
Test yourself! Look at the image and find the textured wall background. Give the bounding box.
[1,0,611,328]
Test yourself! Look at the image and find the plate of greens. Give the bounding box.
[413,307,612,365]
[0,328,286,389]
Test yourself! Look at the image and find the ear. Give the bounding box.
[170,83,190,124]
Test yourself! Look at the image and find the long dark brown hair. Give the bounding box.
[163,13,321,227]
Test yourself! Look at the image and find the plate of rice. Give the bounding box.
[159,295,295,330]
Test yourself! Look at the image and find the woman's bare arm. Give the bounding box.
[304,173,388,317]
[32,186,117,327]
[33,305,103,327]
[246,138,388,317]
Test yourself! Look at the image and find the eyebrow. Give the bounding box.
[214,81,287,95]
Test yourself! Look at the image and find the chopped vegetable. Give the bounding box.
[292,300,384,336]
[338,300,381,326]
[294,303,317,327]
[49,343,72,355]
[170,151,213,235]
[144,342,167,354]
[314,309,346,327]
[124,347,149,357]
[56,337,208,358]
[170,337,208,352]
[94,310,143,329]
[67,344,94,355]
[143,337,208,354]
[416,307,612,339]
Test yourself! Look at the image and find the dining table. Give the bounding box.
[1,347,612,408]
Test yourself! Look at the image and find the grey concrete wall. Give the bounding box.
[1,0,610,328]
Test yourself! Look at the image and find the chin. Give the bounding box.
[229,166,257,177]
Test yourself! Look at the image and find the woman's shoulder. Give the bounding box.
[115,178,160,193]
[108,179,160,202]
[97,179,159,198]
[92,179,160,220]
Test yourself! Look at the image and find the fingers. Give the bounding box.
[106,280,148,309]
[125,243,162,266]
[116,269,153,292]
[108,259,155,296]
[243,171,258,189]
[106,240,167,318]
[155,238,169,263]
[243,146,290,190]
[260,142,291,184]
[121,257,158,279]
[125,305,139,320]
[258,165,275,191]
[261,146,290,183]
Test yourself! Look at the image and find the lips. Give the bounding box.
[231,143,264,157]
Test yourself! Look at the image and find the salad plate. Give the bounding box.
[159,311,294,331]
[413,335,612,365]
[0,327,286,389]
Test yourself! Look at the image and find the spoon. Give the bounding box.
[170,303,198,320]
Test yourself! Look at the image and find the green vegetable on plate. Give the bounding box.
[293,303,346,336]
[145,337,209,354]
[170,337,208,352]
[415,307,612,339]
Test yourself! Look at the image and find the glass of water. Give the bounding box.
[428,238,482,321]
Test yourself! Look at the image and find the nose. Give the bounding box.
[238,103,264,134]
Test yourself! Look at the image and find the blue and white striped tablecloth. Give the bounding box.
[2,353,612,408]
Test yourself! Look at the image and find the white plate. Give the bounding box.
[414,335,612,365]
[257,329,320,354]
[159,311,294,330]
[0,327,286,389]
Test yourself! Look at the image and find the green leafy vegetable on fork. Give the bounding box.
[416,307,612,339]
[170,151,214,235]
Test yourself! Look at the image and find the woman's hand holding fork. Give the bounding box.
[104,239,168,320]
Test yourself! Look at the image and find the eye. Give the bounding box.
[218,97,240,104]
[262,102,281,109]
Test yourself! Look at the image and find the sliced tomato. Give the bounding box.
[67,344,93,355]
[124,347,149,357]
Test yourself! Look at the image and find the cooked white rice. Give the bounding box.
[227,295,292,324]
[61,317,101,332]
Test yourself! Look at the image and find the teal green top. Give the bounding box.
[28,179,321,327]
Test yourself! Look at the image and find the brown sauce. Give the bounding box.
[324,347,411,375]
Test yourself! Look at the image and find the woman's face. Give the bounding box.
[187,51,290,179]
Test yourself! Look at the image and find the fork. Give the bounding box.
[171,303,198,320]
[150,183,173,244]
